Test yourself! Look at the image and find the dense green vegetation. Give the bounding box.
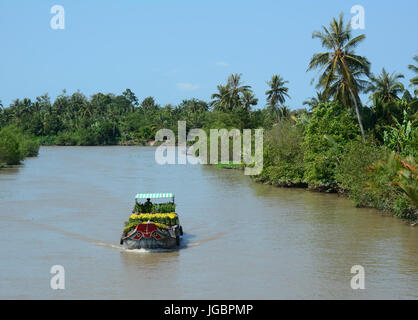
[0,13,416,221]
[259,14,417,221]
[0,125,40,166]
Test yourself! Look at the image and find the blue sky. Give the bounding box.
[0,0,417,109]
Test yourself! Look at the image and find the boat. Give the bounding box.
[120,193,183,249]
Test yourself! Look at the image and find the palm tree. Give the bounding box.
[307,13,371,140]
[280,106,291,120]
[303,91,326,109]
[366,68,405,102]
[408,55,418,96]
[211,74,252,112]
[241,91,258,112]
[227,73,251,110]
[265,74,290,122]
[210,85,231,112]
[227,73,251,96]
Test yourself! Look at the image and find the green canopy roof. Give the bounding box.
[135,193,174,200]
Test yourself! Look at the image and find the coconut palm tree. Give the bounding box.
[227,73,251,110]
[241,91,258,112]
[307,13,371,140]
[303,91,326,109]
[210,85,231,112]
[211,74,252,112]
[265,74,290,122]
[408,55,418,96]
[280,106,291,120]
[366,68,405,102]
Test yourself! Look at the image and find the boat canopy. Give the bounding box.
[135,193,174,200]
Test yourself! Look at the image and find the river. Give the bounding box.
[0,146,416,299]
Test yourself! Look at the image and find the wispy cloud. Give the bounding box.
[177,82,200,91]
[216,61,229,67]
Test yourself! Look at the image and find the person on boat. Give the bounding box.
[143,198,153,212]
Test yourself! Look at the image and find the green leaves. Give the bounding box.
[0,126,40,165]
[382,110,417,156]
[0,127,21,165]
[302,102,360,190]
[133,202,176,214]
[366,68,405,103]
[254,120,305,187]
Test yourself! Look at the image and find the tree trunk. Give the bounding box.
[349,89,365,141]
[277,105,281,122]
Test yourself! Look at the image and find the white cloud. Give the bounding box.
[216,61,229,67]
[177,83,200,91]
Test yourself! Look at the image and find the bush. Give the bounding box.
[255,121,305,187]
[382,110,418,157]
[20,137,40,157]
[74,127,99,146]
[335,138,386,203]
[0,127,22,165]
[303,102,360,191]
[337,144,417,220]
[38,135,57,146]
[56,131,78,146]
[0,126,40,158]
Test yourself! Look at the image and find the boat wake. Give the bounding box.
[2,216,224,253]
[2,216,123,250]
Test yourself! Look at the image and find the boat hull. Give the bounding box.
[121,223,181,250]
[123,237,177,249]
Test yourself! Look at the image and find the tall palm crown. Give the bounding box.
[265,74,290,121]
[227,73,251,96]
[408,55,418,95]
[241,91,258,112]
[307,13,371,138]
[303,91,326,109]
[210,85,231,111]
[366,68,405,102]
[211,73,253,112]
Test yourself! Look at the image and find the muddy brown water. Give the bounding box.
[0,146,416,299]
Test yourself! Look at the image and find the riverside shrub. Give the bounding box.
[335,138,385,204]
[0,127,22,165]
[0,126,40,165]
[255,120,305,187]
[336,142,417,220]
[302,102,360,191]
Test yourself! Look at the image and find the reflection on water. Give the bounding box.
[0,146,416,299]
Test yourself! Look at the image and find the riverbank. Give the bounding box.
[214,161,417,224]
[37,135,160,147]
